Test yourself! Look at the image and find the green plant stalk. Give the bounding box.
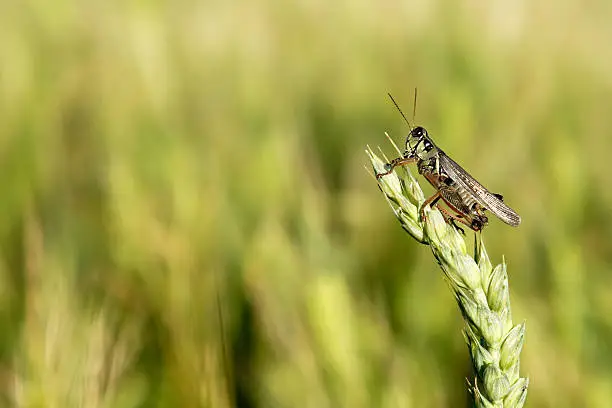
[366,146,528,407]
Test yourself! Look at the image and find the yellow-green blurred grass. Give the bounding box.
[1,0,612,406]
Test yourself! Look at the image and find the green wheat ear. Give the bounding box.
[366,146,528,408]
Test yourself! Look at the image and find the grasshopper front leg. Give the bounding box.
[376,157,418,179]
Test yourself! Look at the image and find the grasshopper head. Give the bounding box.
[404,126,435,160]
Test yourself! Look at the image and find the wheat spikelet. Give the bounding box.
[366,146,528,407]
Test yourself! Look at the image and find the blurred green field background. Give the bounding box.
[1,0,612,407]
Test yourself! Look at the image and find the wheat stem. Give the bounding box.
[366,147,528,407]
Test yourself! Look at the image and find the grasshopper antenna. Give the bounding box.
[412,87,418,124]
[387,93,413,131]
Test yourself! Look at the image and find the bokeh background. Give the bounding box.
[1,0,612,406]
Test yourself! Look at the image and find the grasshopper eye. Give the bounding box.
[410,126,426,138]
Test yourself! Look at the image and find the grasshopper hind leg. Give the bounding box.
[435,206,488,233]
[451,220,465,235]
[436,206,467,234]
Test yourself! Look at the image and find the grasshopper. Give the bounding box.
[377,93,520,232]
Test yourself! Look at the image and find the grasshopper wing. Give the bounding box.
[438,152,521,226]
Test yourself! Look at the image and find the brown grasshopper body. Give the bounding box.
[377,94,520,232]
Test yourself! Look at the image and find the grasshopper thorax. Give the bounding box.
[404,126,436,160]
